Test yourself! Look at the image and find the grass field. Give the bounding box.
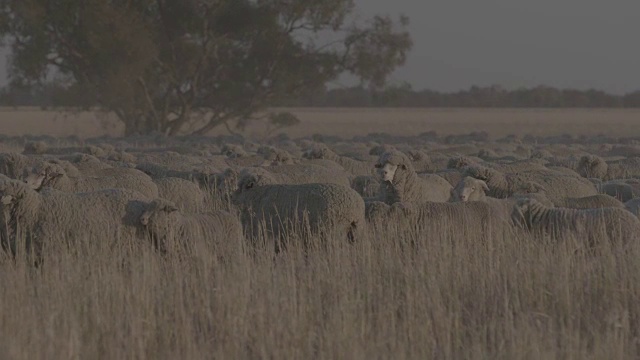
[1,107,640,138]
[1,108,640,359]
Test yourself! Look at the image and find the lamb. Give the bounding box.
[153,177,206,213]
[376,150,453,205]
[24,162,159,199]
[511,198,640,247]
[303,143,374,177]
[234,165,351,192]
[0,178,148,258]
[577,154,640,180]
[139,198,243,255]
[232,182,365,245]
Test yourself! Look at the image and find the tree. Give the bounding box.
[0,0,412,135]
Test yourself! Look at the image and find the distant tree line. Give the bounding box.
[3,82,640,109]
[277,83,640,108]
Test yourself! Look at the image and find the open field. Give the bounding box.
[1,113,640,358]
[1,107,640,138]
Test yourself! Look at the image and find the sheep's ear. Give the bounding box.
[1,195,13,205]
[479,180,489,192]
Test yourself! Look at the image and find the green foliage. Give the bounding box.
[0,0,412,135]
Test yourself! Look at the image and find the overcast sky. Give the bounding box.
[1,1,638,94]
[353,0,640,94]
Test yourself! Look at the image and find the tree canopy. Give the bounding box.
[0,0,412,135]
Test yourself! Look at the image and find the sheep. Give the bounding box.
[303,143,374,177]
[368,200,513,242]
[452,176,624,210]
[0,178,148,258]
[221,144,248,158]
[23,162,159,199]
[624,198,640,218]
[256,146,295,165]
[511,198,640,248]
[351,175,380,199]
[404,150,434,173]
[153,177,206,213]
[139,198,243,256]
[233,165,351,193]
[232,182,365,246]
[465,165,597,202]
[553,194,625,209]
[577,154,640,180]
[596,180,639,202]
[376,150,453,205]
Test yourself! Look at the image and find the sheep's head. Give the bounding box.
[302,144,333,160]
[351,175,380,198]
[405,150,429,162]
[0,152,28,178]
[139,199,180,250]
[577,155,607,179]
[510,197,540,229]
[23,162,66,190]
[213,168,239,194]
[375,150,412,183]
[447,156,477,169]
[450,177,489,202]
[23,141,48,155]
[221,144,247,158]
[517,180,545,194]
[259,146,294,165]
[0,178,41,246]
[235,168,277,194]
[369,144,395,156]
[464,165,498,182]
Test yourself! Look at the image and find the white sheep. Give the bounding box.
[139,198,243,256]
[0,178,148,258]
[232,182,365,247]
[234,165,351,192]
[303,143,374,177]
[153,177,206,213]
[23,162,159,199]
[511,198,640,248]
[465,164,597,202]
[376,150,452,205]
[577,154,640,180]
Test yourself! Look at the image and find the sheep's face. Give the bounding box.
[577,156,607,178]
[451,177,488,202]
[140,200,180,249]
[23,163,64,190]
[510,198,537,229]
[303,146,327,159]
[376,162,398,182]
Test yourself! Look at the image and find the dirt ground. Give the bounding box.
[0,107,639,139]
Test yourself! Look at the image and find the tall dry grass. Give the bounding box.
[0,215,638,359]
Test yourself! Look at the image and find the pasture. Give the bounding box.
[0,108,639,359]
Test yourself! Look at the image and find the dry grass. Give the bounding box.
[2,107,640,138]
[1,217,639,359]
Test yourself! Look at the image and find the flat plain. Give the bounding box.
[1,107,640,138]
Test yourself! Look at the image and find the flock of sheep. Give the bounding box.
[1,130,640,260]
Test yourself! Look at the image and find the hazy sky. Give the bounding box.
[353,0,640,94]
[1,1,638,94]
